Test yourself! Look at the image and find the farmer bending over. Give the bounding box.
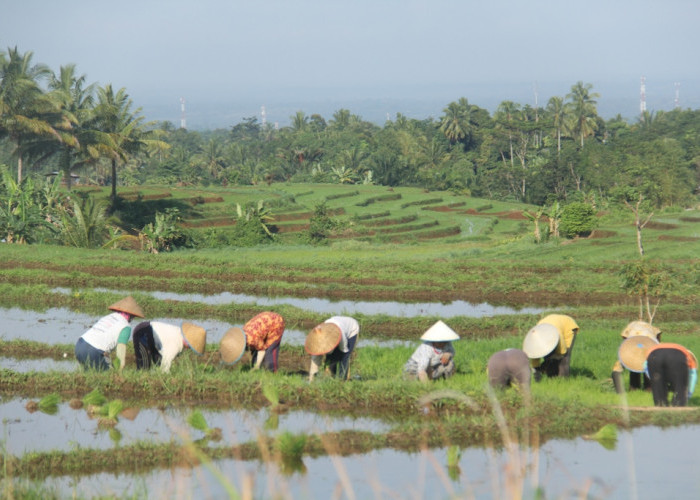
[132,321,206,373]
[612,321,660,393]
[523,314,579,380]
[75,296,144,371]
[644,343,698,407]
[305,316,360,382]
[487,348,532,391]
[243,311,285,372]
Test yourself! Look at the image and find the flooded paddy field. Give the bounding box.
[2,289,699,499]
[5,422,700,499]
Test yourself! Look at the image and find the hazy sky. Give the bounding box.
[2,0,699,127]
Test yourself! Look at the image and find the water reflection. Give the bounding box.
[0,398,390,455]
[53,286,544,318]
[34,425,700,499]
[0,357,76,373]
[0,306,411,347]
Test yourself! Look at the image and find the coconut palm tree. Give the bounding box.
[566,81,599,147]
[0,47,62,183]
[25,64,106,191]
[545,96,567,154]
[439,98,475,148]
[93,84,165,202]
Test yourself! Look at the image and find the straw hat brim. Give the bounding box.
[618,335,659,372]
[182,322,206,355]
[420,320,460,342]
[621,321,661,339]
[522,323,559,359]
[305,323,342,355]
[220,327,247,365]
[108,296,145,318]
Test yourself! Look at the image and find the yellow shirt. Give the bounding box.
[537,314,579,357]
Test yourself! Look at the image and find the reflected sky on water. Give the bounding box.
[0,398,390,455]
[56,286,545,318]
[0,306,412,347]
[32,424,700,499]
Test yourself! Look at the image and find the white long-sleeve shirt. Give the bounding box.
[151,322,185,373]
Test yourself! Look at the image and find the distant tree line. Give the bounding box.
[2,46,699,211]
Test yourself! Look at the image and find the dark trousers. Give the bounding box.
[536,335,576,379]
[133,321,162,370]
[75,337,110,371]
[252,336,282,372]
[647,348,689,407]
[325,335,357,380]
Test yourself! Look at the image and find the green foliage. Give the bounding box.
[37,394,60,415]
[231,200,275,246]
[60,194,112,248]
[139,208,190,253]
[559,202,597,238]
[306,200,338,244]
[187,409,210,432]
[82,388,107,406]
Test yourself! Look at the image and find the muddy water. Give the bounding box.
[21,425,700,499]
[0,398,390,455]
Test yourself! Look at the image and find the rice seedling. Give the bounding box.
[186,409,222,442]
[37,394,60,415]
[97,400,123,428]
[583,423,618,450]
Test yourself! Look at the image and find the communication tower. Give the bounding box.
[180,97,187,129]
[639,76,646,116]
[674,82,681,109]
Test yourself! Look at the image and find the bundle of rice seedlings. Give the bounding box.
[82,388,107,407]
[37,394,60,415]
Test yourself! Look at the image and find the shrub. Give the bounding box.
[560,202,597,238]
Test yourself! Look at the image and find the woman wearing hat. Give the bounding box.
[305,316,360,382]
[243,311,285,372]
[644,343,698,407]
[487,348,532,391]
[523,314,579,380]
[612,321,661,393]
[403,320,459,382]
[131,321,206,373]
[75,296,145,371]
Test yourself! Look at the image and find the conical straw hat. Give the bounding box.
[618,335,658,372]
[108,296,145,318]
[522,323,559,359]
[220,327,247,365]
[305,323,342,355]
[621,320,660,340]
[182,322,206,355]
[420,320,460,342]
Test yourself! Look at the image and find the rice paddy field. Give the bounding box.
[1,183,700,499]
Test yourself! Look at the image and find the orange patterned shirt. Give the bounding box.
[244,312,285,351]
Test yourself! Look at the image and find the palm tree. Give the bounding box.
[290,111,308,132]
[31,64,104,191]
[545,96,567,154]
[566,81,600,147]
[439,98,474,147]
[93,84,165,202]
[0,47,61,183]
[191,138,227,180]
[494,100,521,168]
